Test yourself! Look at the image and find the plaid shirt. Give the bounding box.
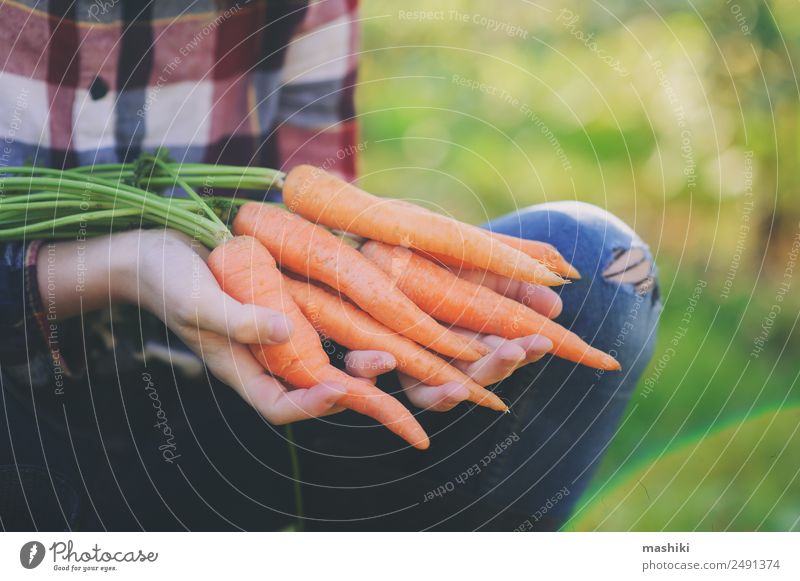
[0,0,359,381]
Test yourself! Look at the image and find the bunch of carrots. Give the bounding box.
[0,151,619,450]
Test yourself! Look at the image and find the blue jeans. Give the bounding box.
[0,202,659,531]
[294,201,661,530]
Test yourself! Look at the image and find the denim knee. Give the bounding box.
[486,201,661,371]
[472,203,661,526]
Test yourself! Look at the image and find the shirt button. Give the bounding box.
[89,76,109,100]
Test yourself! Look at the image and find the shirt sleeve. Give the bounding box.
[273,0,360,182]
[0,240,82,383]
[0,240,43,364]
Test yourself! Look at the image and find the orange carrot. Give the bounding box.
[419,234,580,279]
[207,235,430,449]
[361,241,620,371]
[281,164,564,286]
[284,277,508,411]
[233,202,488,362]
[488,232,581,279]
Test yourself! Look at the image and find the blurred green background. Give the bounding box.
[357,0,799,530]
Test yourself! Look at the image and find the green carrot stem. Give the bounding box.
[0,157,294,248]
[1,192,86,202]
[74,161,282,179]
[83,171,278,192]
[164,163,282,176]
[0,176,168,211]
[0,201,115,212]
[147,157,229,234]
[0,208,221,248]
[0,193,222,247]
[3,166,172,202]
[0,176,224,240]
[284,423,304,531]
[0,209,143,238]
[143,176,276,191]
[67,163,129,173]
[69,163,284,190]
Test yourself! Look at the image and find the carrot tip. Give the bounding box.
[538,269,568,286]
[413,437,431,450]
[487,397,510,412]
[564,264,582,279]
[467,388,508,412]
[602,355,622,371]
[490,393,510,412]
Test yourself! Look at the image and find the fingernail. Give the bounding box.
[527,335,553,353]
[545,295,564,319]
[375,354,396,371]
[446,384,470,404]
[323,382,347,397]
[498,343,526,363]
[452,384,470,399]
[268,315,293,343]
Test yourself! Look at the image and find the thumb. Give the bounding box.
[197,291,294,345]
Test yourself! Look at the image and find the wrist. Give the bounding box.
[35,234,122,320]
[106,230,156,306]
[108,229,198,310]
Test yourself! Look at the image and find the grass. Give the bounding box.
[566,265,799,529]
[567,406,800,531]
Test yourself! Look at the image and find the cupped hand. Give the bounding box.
[116,229,378,424]
[346,270,563,412]
[123,230,562,417]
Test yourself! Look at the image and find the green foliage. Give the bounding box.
[360,0,799,530]
[577,266,799,530]
[567,406,800,531]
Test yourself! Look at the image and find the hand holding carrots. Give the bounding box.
[221,164,620,444]
[395,331,554,412]
[392,279,561,411]
[5,157,619,449]
[114,229,409,425]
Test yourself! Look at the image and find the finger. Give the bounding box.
[163,230,212,260]
[473,334,508,350]
[450,326,497,347]
[453,339,526,386]
[517,284,563,319]
[345,350,397,379]
[456,270,562,319]
[451,330,550,373]
[449,326,483,341]
[191,275,294,345]
[317,404,348,418]
[399,374,470,412]
[513,334,553,365]
[198,333,345,424]
[256,381,349,425]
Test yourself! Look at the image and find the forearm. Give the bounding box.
[35,232,139,321]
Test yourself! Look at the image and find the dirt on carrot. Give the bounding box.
[419,235,580,280]
[284,277,508,411]
[207,235,430,449]
[281,165,565,286]
[232,202,489,362]
[361,241,620,371]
